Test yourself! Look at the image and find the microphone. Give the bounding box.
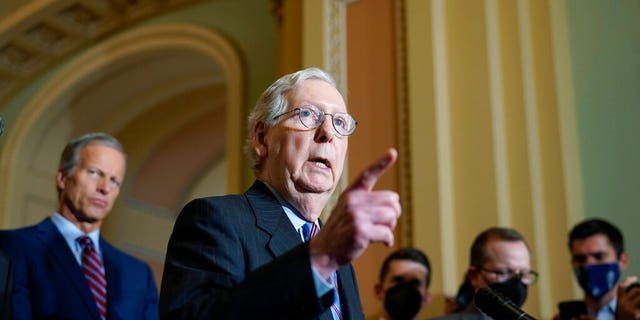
[474,287,537,320]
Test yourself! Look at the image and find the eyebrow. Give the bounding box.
[572,251,608,259]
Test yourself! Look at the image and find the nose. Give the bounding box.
[314,116,335,143]
[96,178,112,195]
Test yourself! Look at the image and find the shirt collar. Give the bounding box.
[587,297,617,320]
[260,180,314,236]
[51,212,101,255]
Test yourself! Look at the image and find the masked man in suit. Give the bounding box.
[429,227,536,320]
[160,67,402,319]
[0,132,158,319]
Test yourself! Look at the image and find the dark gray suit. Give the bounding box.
[159,180,364,320]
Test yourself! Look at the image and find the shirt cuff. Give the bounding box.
[311,265,334,297]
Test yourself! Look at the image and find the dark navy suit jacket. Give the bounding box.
[0,248,11,320]
[0,218,159,319]
[159,180,364,320]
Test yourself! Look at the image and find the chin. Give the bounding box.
[297,180,335,194]
[80,211,107,223]
[76,216,100,224]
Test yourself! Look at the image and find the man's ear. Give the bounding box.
[56,171,67,190]
[374,283,384,301]
[619,251,630,271]
[467,266,482,290]
[252,121,268,157]
[422,291,433,307]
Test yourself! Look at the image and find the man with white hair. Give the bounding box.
[160,67,401,320]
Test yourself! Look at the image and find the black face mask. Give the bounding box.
[487,278,528,307]
[384,282,422,320]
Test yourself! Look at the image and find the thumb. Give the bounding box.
[619,276,639,297]
[347,148,398,192]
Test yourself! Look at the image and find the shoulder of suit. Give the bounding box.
[100,240,151,269]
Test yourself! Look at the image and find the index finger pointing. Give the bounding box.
[347,148,398,192]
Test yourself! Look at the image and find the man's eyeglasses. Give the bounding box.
[272,105,358,136]
[477,266,539,285]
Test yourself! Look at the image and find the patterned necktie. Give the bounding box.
[302,222,343,320]
[78,236,107,320]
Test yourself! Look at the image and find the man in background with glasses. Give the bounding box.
[160,67,401,320]
[430,227,536,319]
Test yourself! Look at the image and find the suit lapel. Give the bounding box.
[36,218,100,319]
[319,310,334,320]
[246,181,301,258]
[101,239,124,320]
[336,266,357,320]
[246,181,362,320]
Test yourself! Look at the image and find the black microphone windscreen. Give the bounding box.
[474,287,536,320]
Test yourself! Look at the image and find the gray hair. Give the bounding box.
[58,132,126,177]
[244,67,338,175]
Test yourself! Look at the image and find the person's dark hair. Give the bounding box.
[569,218,624,258]
[57,132,126,194]
[379,247,432,288]
[470,227,529,267]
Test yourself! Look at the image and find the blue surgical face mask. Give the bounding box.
[573,262,621,299]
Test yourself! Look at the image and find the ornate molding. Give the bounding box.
[0,0,206,102]
[394,0,413,247]
[326,0,347,94]
[0,22,245,225]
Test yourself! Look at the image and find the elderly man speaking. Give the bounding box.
[159,67,401,320]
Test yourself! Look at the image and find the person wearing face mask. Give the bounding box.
[429,227,537,320]
[553,218,640,320]
[368,247,432,320]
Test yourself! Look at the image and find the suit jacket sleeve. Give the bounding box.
[142,263,159,320]
[159,195,335,320]
[0,231,32,320]
[0,248,11,320]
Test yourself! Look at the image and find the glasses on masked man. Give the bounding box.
[477,266,539,285]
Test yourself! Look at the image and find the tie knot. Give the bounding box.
[301,222,318,242]
[78,236,94,249]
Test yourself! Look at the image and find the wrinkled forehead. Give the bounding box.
[570,234,616,253]
[287,79,347,113]
[79,145,126,173]
[484,240,531,268]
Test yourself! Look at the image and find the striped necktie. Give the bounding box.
[78,236,107,320]
[302,222,343,320]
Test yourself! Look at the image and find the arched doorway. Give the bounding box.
[0,23,244,283]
